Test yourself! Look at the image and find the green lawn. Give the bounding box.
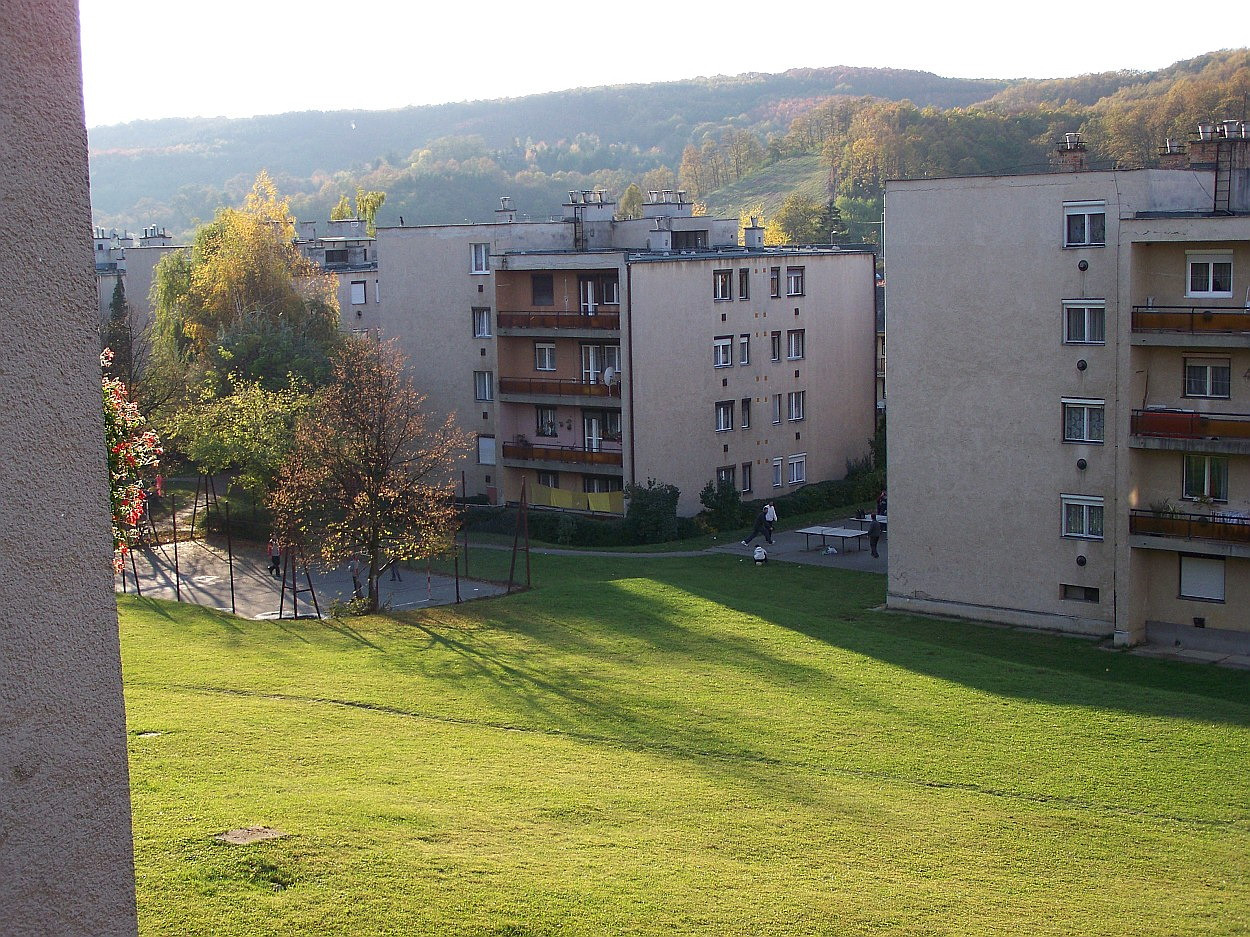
[120,552,1250,935]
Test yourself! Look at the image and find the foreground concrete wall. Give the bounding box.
[0,3,139,934]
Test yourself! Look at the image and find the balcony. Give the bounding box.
[496,310,620,335]
[1130,408,1250,454]
[1129,509,1250,557]
[499,377,622,403]
[501,440,623,468]
[1131,305,1250,347]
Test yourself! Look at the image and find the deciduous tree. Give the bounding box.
[270,338,469,610]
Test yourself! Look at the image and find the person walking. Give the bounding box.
[388,553,403,582]
[267,537,282,577]
[349,555,364,600]
[742,506,769,546]
[764,501,778,544]
[868,512,883,559]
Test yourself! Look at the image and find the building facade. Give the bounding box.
[886,126,1250,648]
[372,192,877,515]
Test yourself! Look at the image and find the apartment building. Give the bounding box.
[885,125,1250,649]
[296,218,379,331]
[374,192,877,515]
[93,224,177,332]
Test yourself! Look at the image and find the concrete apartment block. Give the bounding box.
[1,2,139,935]
[887,129,1250,649]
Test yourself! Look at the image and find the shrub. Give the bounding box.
[698,478,744,531]
[623,479,680,544]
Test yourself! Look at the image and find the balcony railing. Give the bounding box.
[1130,509,1250,544]
[1132,305,1250,335]
[497,310,620,330]
[1131,409,1250,440]
[501,441,623,466]
[499,377,622,399]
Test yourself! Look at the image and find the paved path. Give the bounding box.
[116,539,508,619]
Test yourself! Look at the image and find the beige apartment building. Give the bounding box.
[886,126,1250,649]
[373,192,878,515]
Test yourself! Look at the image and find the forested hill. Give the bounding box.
[88,50,1250,241]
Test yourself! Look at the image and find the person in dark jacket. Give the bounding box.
[742,507,769,546]
[868,513,883,559]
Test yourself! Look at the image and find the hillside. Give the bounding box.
[87,51,1250,240]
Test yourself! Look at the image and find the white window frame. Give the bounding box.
[537,470,560,488]
[350,280,366,305]
[739,334,750,365]
[536,405,558,437]
[787,390,805,422]
[1063,301,1106,345]
[786,329,805,360]
[787,453,806,485]
[713,269,732,301]
[715,400,734,432]
[1063,201,1106,248]
[470,242,490,274]
[770,266,781,298]
[713,336,733,368]
[472,307,491,338]
[740,397,751,429]
[1061,494,1104,540]
[1179,554,1225,602]
[1184,358,1231,399]
[772,457,783,488]
[741,461,753,493]
[786,266,805,297]
[1183,454,1228,503]
[534,342,556,372]
[1186,251,1232,298]
[476,435,496,465]
[1062,397,1104,443]
[602,277,620,305]
[473,370,493,401]
[738,268,750,301]
[770,331,782,362]
[716,465,736,488]
[772,393,782,424]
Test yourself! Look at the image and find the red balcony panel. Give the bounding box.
[497,310,620,330]
[1131,409,1250,440]
[1132,306,1250,335]
[501,441,623,466]
[1130,509,1250,544]
[499,377,622,398]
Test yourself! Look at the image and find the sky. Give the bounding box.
[78,0,1249,128]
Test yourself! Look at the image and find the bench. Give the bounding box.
[796,526,871,552]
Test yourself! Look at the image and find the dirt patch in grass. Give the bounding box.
[215,826,288,845]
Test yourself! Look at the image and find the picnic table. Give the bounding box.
[796,526,871,552]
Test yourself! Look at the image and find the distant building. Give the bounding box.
[886,124,1250,649]
[371,191,877,515]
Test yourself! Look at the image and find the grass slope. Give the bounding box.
[121,552,1250,936]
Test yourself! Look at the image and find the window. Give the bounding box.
[772,393,782,424]
[787,329,805,360]
[602,276,620,305]
[473,370,493,401]
[673,230,707,250]
[532,274,554,306]
[772,457,783,488]
[739,334,750,365]
[741,462,753,493]
[534,342,556,372]
[1184,358,1231,399]
[738,269,750,300]
[583,474,623,493]
[1064,201,1105,247]
[350,280,366,305]
[472,307,491,338]
[1179,555,1225,602]
[1183,454,1228,502]
[1064,302,1106,344]
[324,248,348,265]
[715,400,734,432]
[471,242,490,274]
[714,269,733,301]
[770,331,782,362]
[1061,584,1100,603]
[787,453,806,484]
[787,391,805,422]
[786,266,805,296]
[476,435,496,465]
[1186,252,1232,297]
[537,470,560,488]
[770,267,781,298]
[741,398,751,429]
[716,465,736,487]
[1063,398,1104,443]
[1062,494,1104,540]
[713,336,733,368]
[536,405,558,437]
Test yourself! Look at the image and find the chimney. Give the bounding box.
[1189,123,1219,168]
[744,216,765,249]
[1158,138,1188,169]
[496,195,516,223]
[1056,132,1087,171]
[647,216,672,252]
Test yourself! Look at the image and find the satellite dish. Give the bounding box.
[602,366,618,387]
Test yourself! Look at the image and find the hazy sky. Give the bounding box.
[78,0,1248,128]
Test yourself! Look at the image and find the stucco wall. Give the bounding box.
[0,2,138,934]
